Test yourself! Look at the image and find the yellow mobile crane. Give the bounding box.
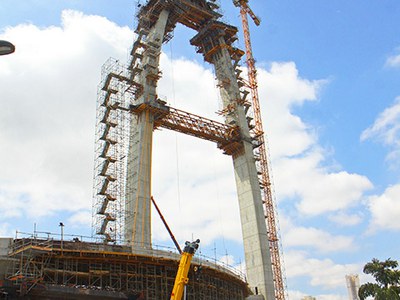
[170,239,200,300]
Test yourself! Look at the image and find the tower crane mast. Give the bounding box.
[233,1,286,299]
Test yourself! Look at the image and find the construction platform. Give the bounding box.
[0,236,250,299]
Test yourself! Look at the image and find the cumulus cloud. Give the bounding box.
[361,96,400,162]
[258,62,322,159]
[361,98,400,231]
[284,226,355,253]
[256,64,373,216]
[328,212,363,227]
[0,223,13,237]
[285,251,362,289]
[279,215,356,253]
[385,51,400,68]
[287,290,310,300]
[67,211,92,229]
[368,184,400,231]
[274,150,372,215]
[0,10,132,228]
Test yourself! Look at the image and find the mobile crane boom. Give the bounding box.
[170,239,200,300]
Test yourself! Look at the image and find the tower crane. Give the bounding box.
[232,1,286,299]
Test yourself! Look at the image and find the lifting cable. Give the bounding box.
[168,36,182,214]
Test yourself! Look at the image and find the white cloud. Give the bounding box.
[328,212,363,227]
[274,150,372,215]
[284,226,355,253]
[219,254,235,266]
[0,223,13,237]
[0,10,132,225]
[285,251,362,290]
[259,63,322,159]
[67,211,92,229]
[368,184,400,231]
[361,96,400,162]
[279,215,355,253]
[287,290,310,300]
[151,133,241,246]
[255,64,373,216]
[361,98,400,231]
[386,53,400,68]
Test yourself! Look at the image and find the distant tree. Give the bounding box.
[359,258,400,300]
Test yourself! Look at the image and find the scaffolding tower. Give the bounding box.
[93,58,139,243]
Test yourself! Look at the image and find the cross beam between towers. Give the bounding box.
[130,102,244,156]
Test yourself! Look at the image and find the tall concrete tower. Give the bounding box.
[346,274,360,300]
[191,26,275,300]
[124,9,170,250]
[93,1,282,299]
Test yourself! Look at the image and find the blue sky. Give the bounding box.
[1,1,400,299]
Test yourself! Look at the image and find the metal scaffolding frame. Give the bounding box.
[92,58,138,243]
[6,236,249,299]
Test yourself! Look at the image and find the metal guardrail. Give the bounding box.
[10,237,53,254]
[11,231,247,281]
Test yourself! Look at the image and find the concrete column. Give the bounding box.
[233,143,274,300]
[212,39,275,300]
[124,9,170,251]
[125,110,154,250]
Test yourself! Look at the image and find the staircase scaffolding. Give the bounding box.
[93,56,143,243]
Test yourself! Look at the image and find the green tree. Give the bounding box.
[359,258,400,300]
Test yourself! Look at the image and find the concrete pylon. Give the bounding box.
[218,57,275,300]
[124,9,170,251]
[192,32,275,299]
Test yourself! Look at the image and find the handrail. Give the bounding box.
[10,232,246,281]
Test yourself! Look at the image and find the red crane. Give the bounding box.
[233,1,286,299]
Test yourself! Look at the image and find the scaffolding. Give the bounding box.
[5,235,249,299]
[92,58,139,243]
